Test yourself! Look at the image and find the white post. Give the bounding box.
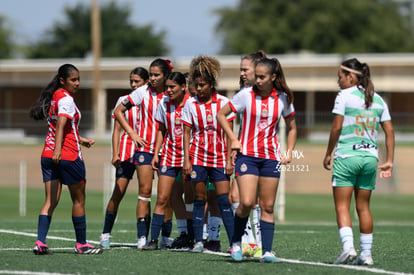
[276,118,286,222]
[19,160,27,217]
[103,162,114,214]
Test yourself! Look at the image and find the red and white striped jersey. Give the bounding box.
[181,92,235,168]
[112,95,140,162]
[229,87,295,160]
[41,88,82,161]
[155,93,191,167]
[125,85,164,154]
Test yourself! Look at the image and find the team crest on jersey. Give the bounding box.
[207,114,213,123]
[191,170,197,179]
[138,154,145,163]
[174,126,183,136]
[175,117,181,125]
[262,109,268,117]
[161,165,167,173]
[240,163,248,173]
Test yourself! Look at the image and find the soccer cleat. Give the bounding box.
[75,242,103,254]
[333,248,357,264]
[142,239,158,250]
[204,240,221,252]
[100,233,111,248]
[170,232,192,249]
[160,237,174,249]
[231,242,243,261]
[353,255,374,266]
[260,251,280,263]
[253,247,263,259]
[137,236,147,250]
[191,241,204,253]
[33,240,53,255]
[242,243,254,257]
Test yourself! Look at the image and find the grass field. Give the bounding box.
[0,187,413,275]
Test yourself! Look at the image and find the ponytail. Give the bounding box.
[255,57,294,105]
[29,64,79,120]
[341,58,374,108]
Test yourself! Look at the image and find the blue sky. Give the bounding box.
[1,0,238,58]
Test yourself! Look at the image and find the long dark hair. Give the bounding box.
[341,58,374,108]
[29,64,79,121]
[150,58,173,78]
[254,58,294,105]
[130,66,149,81]
[168,72,186,86]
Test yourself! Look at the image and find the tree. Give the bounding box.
[0,16,14,59]
[28,1,168,58]
[215,0,414,54]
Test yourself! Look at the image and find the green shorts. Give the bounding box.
[332,156,377,190]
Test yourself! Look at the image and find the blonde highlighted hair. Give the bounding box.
[189,55,221,88]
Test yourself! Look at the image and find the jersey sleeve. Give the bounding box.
[125,85,147,107]
[280,92,295,118]
[58,96,75,119]
[332,91,345,116]
[181,99,193,127]
[229,88,248,114]
[379,97,391,122]
[112,96,126,118]
[155,99,166,125]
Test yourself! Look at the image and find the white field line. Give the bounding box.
[0,271,77,275]
[1,229,413,275]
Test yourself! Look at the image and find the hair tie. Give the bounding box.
[163,59,174,70]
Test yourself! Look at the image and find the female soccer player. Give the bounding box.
[217,57,297,263]
[182,55,235,252]
[114,58,173,249]
[100,67,149,248]
[30,64,102,255]
[142,72,191,250]
[233,50,267,258]
[323,58,394,266]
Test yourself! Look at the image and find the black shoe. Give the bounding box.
[142,239,158,250]
[170,233,192,249]
[204,240,221,252]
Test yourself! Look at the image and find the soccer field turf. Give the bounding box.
[0,187,413,275]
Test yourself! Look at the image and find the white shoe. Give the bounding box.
[334,248,357,264]
[100,233,111,248]
[353,255,374,266]
[137,236,146,250]
[260,251,280,263]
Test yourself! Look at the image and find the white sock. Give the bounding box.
[339,227,354,252]
[253,204,262,247]
[232,202,239,215]
[360,233,373,257]
[203,222,208,241]
[208,216,222,241]
[242,218,255,244]
[176,219,187,235]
